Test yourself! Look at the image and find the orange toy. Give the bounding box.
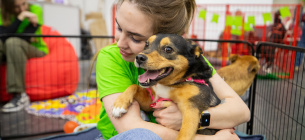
[63,121,79,133]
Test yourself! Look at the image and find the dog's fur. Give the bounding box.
[217,55,260,96]
[112,34,220,140]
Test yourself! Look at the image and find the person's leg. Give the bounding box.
[267,47,276,71]
[109,128,161,140]
[262,47,272,73]
[2,37,46,112]
[296,51,301,68]
[296,40,305,70]
[0,40,4,64]
[296,26,305,70]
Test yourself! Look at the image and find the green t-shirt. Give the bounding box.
[0,4,48,54]
[96,44,216,140]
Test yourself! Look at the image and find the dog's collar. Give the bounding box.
[147,88,172,108]
[185,77,209,87]
[147,77,208,107]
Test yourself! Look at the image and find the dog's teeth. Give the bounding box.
[160,69,165,75]
[147,79,150,83]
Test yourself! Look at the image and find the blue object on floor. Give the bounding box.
[40,127,100,140]
[235,130,265,140]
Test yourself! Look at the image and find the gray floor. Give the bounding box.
[251,69,305,140]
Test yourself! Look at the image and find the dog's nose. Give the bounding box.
[136,54,147,65]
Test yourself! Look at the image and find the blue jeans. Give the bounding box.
[295,26,305,67]
[95,128,161,140]
[42,127,160,140]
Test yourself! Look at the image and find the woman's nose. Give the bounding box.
[116,33,128,49]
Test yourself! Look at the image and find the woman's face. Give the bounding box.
[115,1,154,62]
[14,0,28,15]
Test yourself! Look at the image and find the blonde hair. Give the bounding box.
[116,0,196,35]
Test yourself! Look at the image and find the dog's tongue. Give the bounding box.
[138,70,160,83]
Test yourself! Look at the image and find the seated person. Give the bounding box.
[0,0,48,112]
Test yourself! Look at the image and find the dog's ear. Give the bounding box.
[188,40,203,58]
[229,54,239,63]
[247,62,260,73]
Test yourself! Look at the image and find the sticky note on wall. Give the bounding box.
[231,28,242,36]
[212,14,219,23]
[247,16,255,25]
[244,22,254,31]
[280,7,291,18]
[199,10,207,20]
[233,16,243,26]
[262,13,272,24]
[226,16,233,26]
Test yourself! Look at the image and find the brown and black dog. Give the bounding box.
[112,34,220,140]
[217,55,260,96]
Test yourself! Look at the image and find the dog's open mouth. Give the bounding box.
[138,67,173,86]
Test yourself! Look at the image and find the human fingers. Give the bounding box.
[152,108,161,118]
[17,11,30,20]
[152,102,182,130]
[22,11,34,18]
[152,101,178,117]
[154,112,182,131]
[28,15,38,27]
[152,101,172,109]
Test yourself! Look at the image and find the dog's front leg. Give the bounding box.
[112,84,141,118]
[134,88,154,112]
[176,101,200,140]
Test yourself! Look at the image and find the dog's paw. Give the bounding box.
[112,107,127,118]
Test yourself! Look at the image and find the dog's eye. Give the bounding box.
[145,41,149,49]
[164,46,173,53]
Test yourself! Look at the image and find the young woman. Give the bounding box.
[0,0,48,112]
[96,0,250,139]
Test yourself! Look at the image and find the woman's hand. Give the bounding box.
[18,11,38,27]
[152,101,182,131]
[213,129,239,140]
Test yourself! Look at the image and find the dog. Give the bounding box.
[112,34,221,140]
[217,54,260,96]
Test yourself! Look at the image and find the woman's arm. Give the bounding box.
[153,73,250,130]
[18,11,39,27]
[0,20,22,34]
[208,73,250,129]
[102,92,239,140]
[103,93,178,139]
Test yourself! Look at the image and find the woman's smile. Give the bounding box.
[119,49,133,57]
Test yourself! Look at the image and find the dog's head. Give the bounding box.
[135,34,212,87]
[229,54,260,74]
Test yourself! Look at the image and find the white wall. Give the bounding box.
[273,0,299,4]
[196,0,273,4]
[67,0,114,36]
